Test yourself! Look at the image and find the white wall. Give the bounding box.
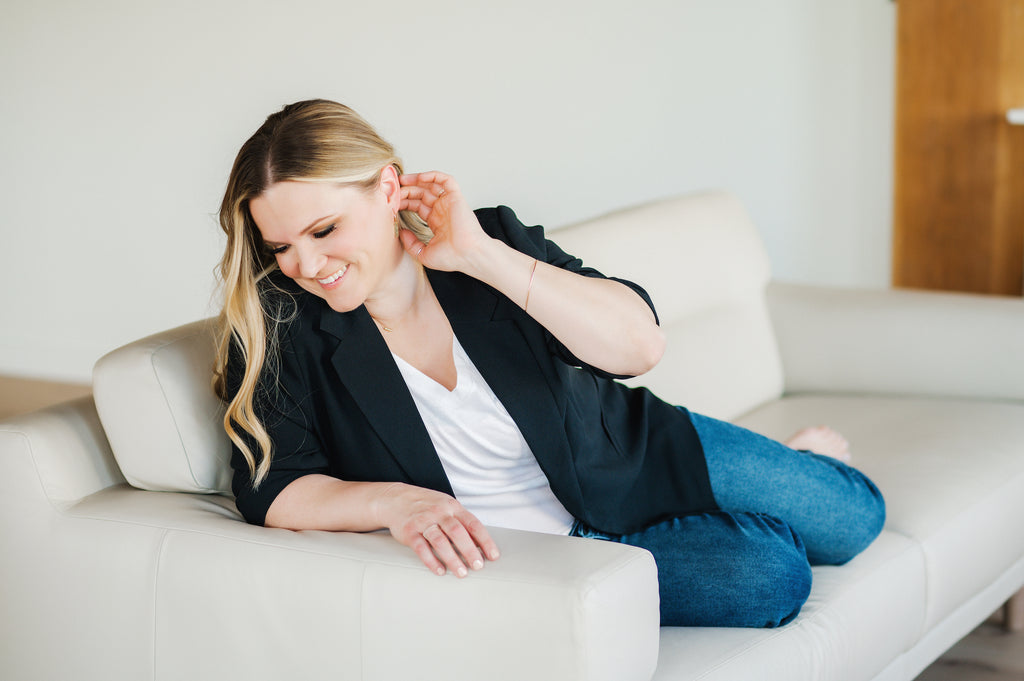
[0,0,895,382]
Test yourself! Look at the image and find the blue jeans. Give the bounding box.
[571,412,886,628]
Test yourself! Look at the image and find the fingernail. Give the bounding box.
[490,549,501,560]
[457,566,468,578]
[436,567,446,576]
[472,559,484,570]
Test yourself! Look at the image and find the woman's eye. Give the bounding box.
[313,224,336,239]
[265,223,333,255]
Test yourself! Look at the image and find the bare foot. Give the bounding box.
[785,426,851,462]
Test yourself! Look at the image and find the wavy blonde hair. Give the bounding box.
[212,99,431,487]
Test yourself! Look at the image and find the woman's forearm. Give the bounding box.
[462,236,666,376]
[264,474,500,578]
[263,474,398,532]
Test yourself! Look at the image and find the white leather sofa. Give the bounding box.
[4,192,1024,681]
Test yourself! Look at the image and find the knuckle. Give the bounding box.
[423,526,443,541]
[439,516,461,533]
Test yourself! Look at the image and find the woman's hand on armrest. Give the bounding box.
[376,481,500,578]
[265,474,499,578]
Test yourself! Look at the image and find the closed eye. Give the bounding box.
[266,224,335,255]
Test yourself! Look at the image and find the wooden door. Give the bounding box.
[892,0,1024,296]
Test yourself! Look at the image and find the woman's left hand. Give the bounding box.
[398,171,491,273]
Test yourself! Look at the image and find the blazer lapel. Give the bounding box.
[318,304,454,496]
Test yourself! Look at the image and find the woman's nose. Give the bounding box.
[295,245,326,279]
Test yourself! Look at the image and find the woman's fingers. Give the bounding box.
[424,521,475,577]
[400,196,437,224]
[439,516,486,571]
[409,531,448,576]
[400,170,455,192]
[401,183,447,202]
[400,172,458,213]
[398,227,426,258]
[400,185,450,220]
[384,485,500,577]
[458,510,501,562]
[397,170,491,275]
[411,516,492,578]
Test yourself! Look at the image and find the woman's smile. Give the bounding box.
[317,265,348,288]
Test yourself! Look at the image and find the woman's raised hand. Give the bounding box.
[377,482,500,578]
[399,171,491,274]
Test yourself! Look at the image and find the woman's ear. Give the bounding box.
[379,164,401,214]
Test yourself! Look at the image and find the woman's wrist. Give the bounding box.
[458,236,539,304]
[371,481,406,530]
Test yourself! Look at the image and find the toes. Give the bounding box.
[784,426,852,462]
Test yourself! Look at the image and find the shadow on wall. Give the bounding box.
[0,376,91,420]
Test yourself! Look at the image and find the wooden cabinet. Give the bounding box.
[892,0,1024,296]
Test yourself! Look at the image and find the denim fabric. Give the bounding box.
[572,510,813,627]
[570,411,886,628]
[691,411,886,566]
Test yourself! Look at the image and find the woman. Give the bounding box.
[213,99,885,628]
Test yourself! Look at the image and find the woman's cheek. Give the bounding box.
[277,254,298,279]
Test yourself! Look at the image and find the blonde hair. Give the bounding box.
[212,99,431,487]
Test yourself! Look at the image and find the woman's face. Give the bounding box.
[249,172,404,313]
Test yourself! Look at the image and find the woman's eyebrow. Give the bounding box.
[263,214,335,246]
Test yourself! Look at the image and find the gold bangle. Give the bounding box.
[524,259,539,311]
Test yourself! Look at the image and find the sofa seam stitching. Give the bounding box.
[1,428,67,515]
[152,528,170,681]
[148,331,206,490]
[359,563,367,681]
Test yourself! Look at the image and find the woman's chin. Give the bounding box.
[299,284,362,314]
[326,300,360,313]
[322,291,363,314]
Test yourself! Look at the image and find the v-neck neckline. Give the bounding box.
[391,335,468,395]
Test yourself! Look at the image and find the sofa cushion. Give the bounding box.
[652,531,925,681]
[552,192,783,420]
[93,319,232,495]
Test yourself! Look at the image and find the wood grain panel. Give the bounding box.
[893,0,1024,295]
[993,1,1024,294]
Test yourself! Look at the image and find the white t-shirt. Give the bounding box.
[391,335,575,535]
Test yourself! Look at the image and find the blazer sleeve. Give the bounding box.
[473,205,660,380]
[225,313,331,526]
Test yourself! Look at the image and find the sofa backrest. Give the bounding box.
[93,319,232,495]
[92,191,783,496]
[552,191,783,420]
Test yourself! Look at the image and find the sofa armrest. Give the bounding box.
[0,396,125,508]
[767,281,1024,401]
[64,487,660,681]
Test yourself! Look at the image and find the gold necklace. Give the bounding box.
[371,316,394,333]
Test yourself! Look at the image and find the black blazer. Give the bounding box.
[228,206,716,534]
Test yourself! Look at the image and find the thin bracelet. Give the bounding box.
[524,258,539,311]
